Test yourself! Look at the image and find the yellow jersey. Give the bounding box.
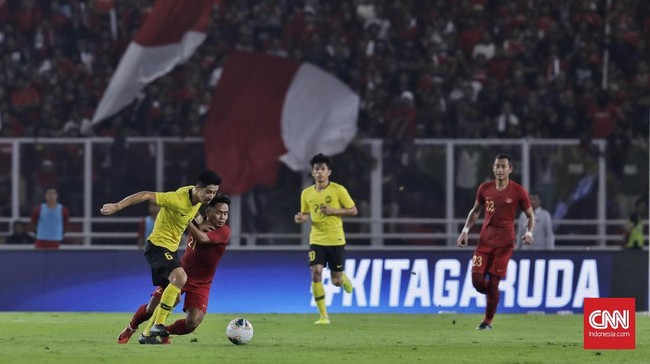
[300,182,355,246]
[148,186,201,252]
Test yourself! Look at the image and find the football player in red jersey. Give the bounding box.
[118,194,232,344]
[457,154,535,330]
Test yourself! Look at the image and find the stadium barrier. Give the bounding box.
[1,249,646,312]
[0,137,647,248]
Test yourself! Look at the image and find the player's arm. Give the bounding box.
[457,200,481,247]
[187,220,215,244]
[294,211,310,223]
[516,212,527,247]
[320,205,358,216]
[521,207,535,245]
[320,186,358,216]
[100,191,156,215]
[295,190,311,223]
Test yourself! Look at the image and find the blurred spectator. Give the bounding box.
[3,220,35,245]
[31,186,69,249]
[588,91,624,139]
[517,191,555,250]
[622,198,647,250]
[0,0,648,246]
[0,0,644,145]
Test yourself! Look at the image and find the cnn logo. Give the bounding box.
[588,310,629,329]
[583,298,635,350]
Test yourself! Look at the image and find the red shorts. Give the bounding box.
[35,240,61,249]
[151,280,211,314]
[471,244,514,278]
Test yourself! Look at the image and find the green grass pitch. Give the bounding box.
[0,312,648,363]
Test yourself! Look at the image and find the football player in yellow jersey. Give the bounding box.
[294,153,357,324]
[101,170,221,343]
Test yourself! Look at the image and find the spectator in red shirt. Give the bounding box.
[588,91,624,139]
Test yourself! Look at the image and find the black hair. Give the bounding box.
[495,154,512,166]
[210,193,231,207]
[197,170,222,187]
[530,190,541,198]
[309,153,332,168]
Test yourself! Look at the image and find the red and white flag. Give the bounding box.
[204,51,359,195]
[92,0,212,123]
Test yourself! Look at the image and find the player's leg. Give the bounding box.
[167,286,207,335]
[151,268,187,337]
[329,245,353,294]
[141,243,184,340]
[117,288,162,343]
[484,274,502,325]
[471,246,492,330]
[309,244,329,324]
[167,307,205,335]
[478,245,513,330]
[470,246,490,294]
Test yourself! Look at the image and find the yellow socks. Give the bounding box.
[342,273,353,293]
[142,305,160,336]
[312,282,328,319]
[155,283,181,325]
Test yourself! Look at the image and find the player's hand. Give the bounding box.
[522,232,534,245]
[457,232,468,247]
[100,203,119,215]
[320,205,334,215]
[199,221,215,232]
[294,212,304,223]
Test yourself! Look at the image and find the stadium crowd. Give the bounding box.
[0,0,648,243]
[1,0,648,140]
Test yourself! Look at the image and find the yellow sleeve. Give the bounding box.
[155,190,181,209]
[337,185,355,208]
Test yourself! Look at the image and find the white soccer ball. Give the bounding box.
[226,318,254,345]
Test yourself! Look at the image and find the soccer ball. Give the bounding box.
[226,318,254,345]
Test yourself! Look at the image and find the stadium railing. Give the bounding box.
[0,137,646,249]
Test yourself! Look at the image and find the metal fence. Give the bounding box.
[0,137,646,249]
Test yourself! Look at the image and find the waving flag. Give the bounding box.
[92,0,212,123]
[204,51,359,195]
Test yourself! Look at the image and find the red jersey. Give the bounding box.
[476,180,531,248]
[182,225,231,285]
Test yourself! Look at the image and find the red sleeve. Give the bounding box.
[205,225,231,245]
[519,186,532,211]
[476,183,486,205]
[62,207,70,230]
[31,207,41,231]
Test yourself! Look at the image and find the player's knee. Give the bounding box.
[472,277,487,294]
[311,269,323,282]
[170,269,187,287]
[331,277,342,286]
[186,316,203,332]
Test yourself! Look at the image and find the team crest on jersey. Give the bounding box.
[325,196,332,203]
[505,198,513,203]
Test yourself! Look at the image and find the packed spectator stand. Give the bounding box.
[0,0,648,246]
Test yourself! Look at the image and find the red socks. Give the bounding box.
[129,304,152,330]
[166,319,193,335]
[484,276,501,324]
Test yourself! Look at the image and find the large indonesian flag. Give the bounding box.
[204,51,359,195]
[92,0,211,123]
